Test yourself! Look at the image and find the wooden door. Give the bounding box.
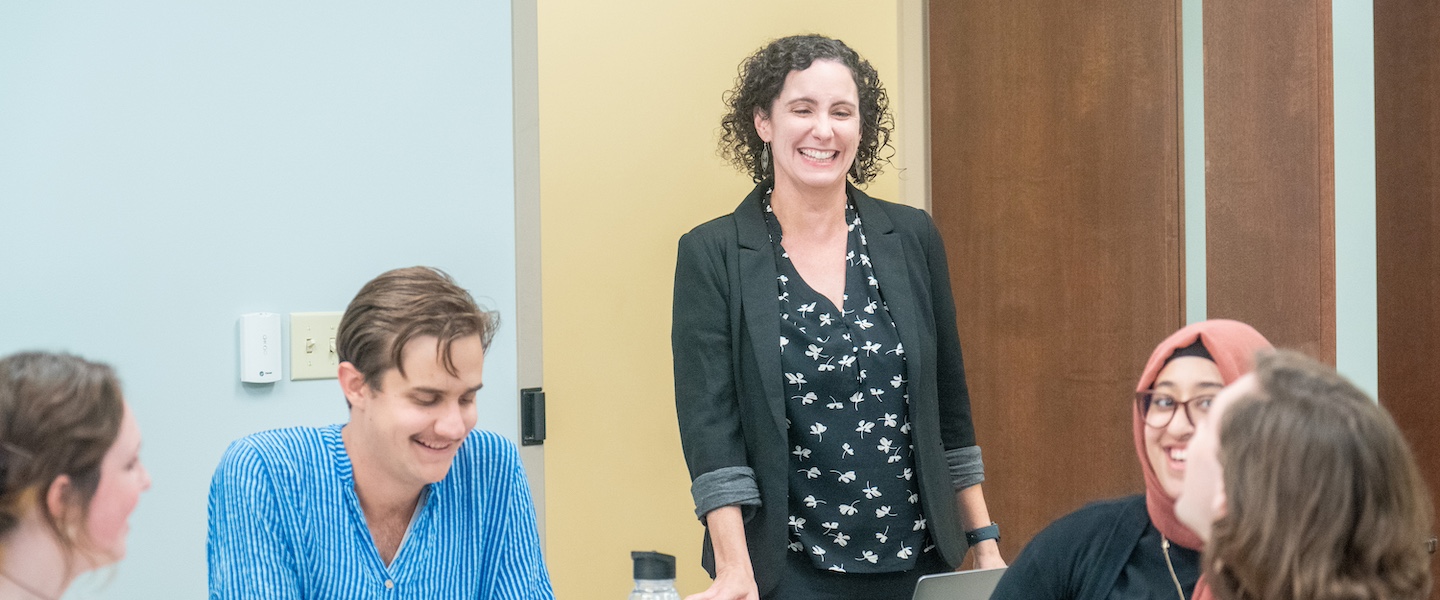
[928,1,1184,557]
[1376,0,1440,593]
[1203,0,1336,362]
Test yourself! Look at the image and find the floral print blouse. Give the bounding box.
[763,192,930,574]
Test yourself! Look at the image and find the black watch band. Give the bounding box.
[965,522,1000,545]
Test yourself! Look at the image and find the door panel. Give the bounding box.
[1203,0,1336,363]
[1376,0,1440,593]
[929,0,1183,557]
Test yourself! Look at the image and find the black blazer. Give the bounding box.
[672,182,979,593]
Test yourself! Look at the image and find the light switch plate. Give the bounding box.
[290,312,343,381]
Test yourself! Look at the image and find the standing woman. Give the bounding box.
[673,35,1003,600]
[0,352,151,599]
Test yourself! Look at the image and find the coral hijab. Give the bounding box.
[1132,319,1272,552]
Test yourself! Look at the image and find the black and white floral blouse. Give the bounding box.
[763,193,930,574]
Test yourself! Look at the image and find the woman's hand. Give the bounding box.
[968,539,1007,570]
[683,566,760,600]
[686,506,760,600]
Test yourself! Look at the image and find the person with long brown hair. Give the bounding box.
[0,351,151,600]
[1177,350,1434,600]
[991,319,1272,600]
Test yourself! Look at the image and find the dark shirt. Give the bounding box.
[764,194,927,574]
[991,495,1200,600]
[1112,519,1199,599]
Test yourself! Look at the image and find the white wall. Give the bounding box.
[0,2,519,597]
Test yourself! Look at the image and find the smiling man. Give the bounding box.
[207,267,553,599]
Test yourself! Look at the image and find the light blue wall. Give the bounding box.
[1332,0,1379,398]
[1183,0,1207,325]
[0,2,518,597]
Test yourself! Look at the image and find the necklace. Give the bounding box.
[0,569,57,600]
[1161,537,1187,600]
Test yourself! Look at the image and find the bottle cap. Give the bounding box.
[631,550,676,580]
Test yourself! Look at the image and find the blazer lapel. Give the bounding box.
[853,187,929,390]
[734,186,789,436]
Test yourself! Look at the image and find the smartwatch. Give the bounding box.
[965,522,1000,545]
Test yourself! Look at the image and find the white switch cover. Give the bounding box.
[290,312,343,381]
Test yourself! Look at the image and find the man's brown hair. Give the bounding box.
[1205,350,1434,600]
[337,266,498,391]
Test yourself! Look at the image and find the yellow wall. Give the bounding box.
[539,3,909,596]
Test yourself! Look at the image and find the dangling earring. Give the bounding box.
[760,142,771,175]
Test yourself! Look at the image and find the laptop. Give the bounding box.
[911,567,1007,600]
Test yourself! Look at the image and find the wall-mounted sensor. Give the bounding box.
[240,312,282,383]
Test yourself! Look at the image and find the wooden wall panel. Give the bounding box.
[928,1,1183,557]
[1375,0,1440,592]
[1203,0,1336,362]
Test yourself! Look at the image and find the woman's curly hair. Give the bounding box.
[719,35,894,185]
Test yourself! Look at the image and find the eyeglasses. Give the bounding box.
[1135,390,1216,428]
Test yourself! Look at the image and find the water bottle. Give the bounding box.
[629,551,681,600]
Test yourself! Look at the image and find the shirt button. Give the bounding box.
[384,580,394,590]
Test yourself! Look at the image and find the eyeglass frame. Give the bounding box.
[1135,389,1218,428]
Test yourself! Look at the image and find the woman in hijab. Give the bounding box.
[990,319,1272,600]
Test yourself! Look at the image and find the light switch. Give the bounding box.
[290,312,343,381]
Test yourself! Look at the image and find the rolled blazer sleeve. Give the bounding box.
[673,229,761,519]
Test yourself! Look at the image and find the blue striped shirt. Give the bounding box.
[207,424,554,599]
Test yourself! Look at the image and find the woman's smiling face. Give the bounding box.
[1144,356,1223,499]
[754,59,861,196]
